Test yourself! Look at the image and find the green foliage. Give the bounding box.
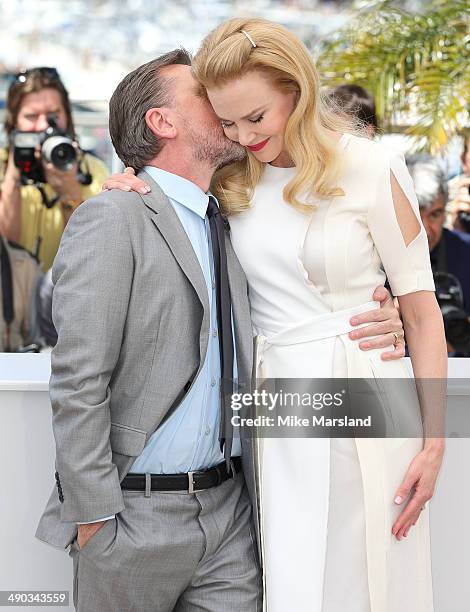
[317,0,470,151]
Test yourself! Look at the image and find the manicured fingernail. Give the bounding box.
[124,185,131,191]
[350,317,358,325]
[139,187,148,193]
[394,496,403,504]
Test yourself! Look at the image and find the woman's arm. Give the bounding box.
[392,285,447,540]
[400,290,447,446]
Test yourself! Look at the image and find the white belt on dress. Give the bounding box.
[255,300,378,373]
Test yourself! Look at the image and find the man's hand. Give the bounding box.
[4,148,21,184]
[348,286,405,360]
[44,160,82,202]
[77,520,107,550]
[449,176,470,232]
[0,149,22,242]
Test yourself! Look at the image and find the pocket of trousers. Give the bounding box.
[77,517,117,556]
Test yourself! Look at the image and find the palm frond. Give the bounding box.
[316,0,470,150]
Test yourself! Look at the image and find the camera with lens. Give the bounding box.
[434,271,470,354]
[456,185,470,234]
[11,114,77,184]
[457,211,470,233]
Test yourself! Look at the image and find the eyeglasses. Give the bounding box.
[7,67,61,88]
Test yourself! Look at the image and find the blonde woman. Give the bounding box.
[104,18,446,612]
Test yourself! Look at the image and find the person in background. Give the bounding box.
[0,232,41,352]
[407,153,470,355]
[447,133,470,233]
[36,267,56,347]
[0,67,109,271]
[327,83,378,137]
[407,153,470,310]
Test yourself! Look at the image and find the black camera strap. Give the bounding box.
[0,238,14,352]
[36,183,60,210]
[77,153,92,185]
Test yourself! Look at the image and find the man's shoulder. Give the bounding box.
[445,227,470,249]
[79,187,147,216]
[65,187,161,244]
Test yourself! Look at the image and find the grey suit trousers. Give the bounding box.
[69,471,262,611]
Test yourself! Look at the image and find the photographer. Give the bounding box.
[0,233,41,352]
[327,83,378,137]
[447,133,470,233]
[0,67,109,271]
[407,153,470,356]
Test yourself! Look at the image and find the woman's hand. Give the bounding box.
[391,441,444,540]
[449,177,470,231]
[349,286,405,360]
[102,167,151,194]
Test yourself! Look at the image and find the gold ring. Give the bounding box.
[392,332,400,347]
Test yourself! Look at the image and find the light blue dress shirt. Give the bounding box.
[129,166,241,474]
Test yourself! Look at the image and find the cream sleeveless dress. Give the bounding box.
[229,134,436,612]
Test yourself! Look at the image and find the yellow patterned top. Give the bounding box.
[0,149,109,271]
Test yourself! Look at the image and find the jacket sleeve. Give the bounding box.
[50,194,134,522]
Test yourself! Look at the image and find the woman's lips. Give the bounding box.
[247,138,270,152]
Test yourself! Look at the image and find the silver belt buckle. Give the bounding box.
[187,471,203,494]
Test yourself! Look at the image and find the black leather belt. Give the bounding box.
[121,456,242,494]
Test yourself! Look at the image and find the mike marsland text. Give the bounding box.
[231,415,372,428]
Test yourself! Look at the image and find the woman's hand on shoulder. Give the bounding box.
[102,167,151,194]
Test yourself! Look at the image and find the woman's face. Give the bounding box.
[206,70,297,166]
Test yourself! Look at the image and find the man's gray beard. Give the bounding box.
[184,121,246,170]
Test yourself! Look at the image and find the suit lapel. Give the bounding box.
[138,170,209,315]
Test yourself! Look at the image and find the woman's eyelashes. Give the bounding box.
[220,115,265,129]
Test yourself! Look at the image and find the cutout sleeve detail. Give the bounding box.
[367,149,435,296]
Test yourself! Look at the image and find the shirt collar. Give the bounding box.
[144,166,210,219]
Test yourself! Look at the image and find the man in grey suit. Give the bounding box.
[36,49,260,611]
[36,49,404,611]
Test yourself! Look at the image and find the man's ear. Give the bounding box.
[145,107,177,140]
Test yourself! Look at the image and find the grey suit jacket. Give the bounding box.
[35,170,260,557]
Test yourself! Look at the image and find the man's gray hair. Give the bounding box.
[109,49,192,171]
[405,153,448,210]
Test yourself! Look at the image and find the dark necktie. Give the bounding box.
[206,196,234,471]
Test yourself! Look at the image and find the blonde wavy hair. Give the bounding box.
[192,17,361,215]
